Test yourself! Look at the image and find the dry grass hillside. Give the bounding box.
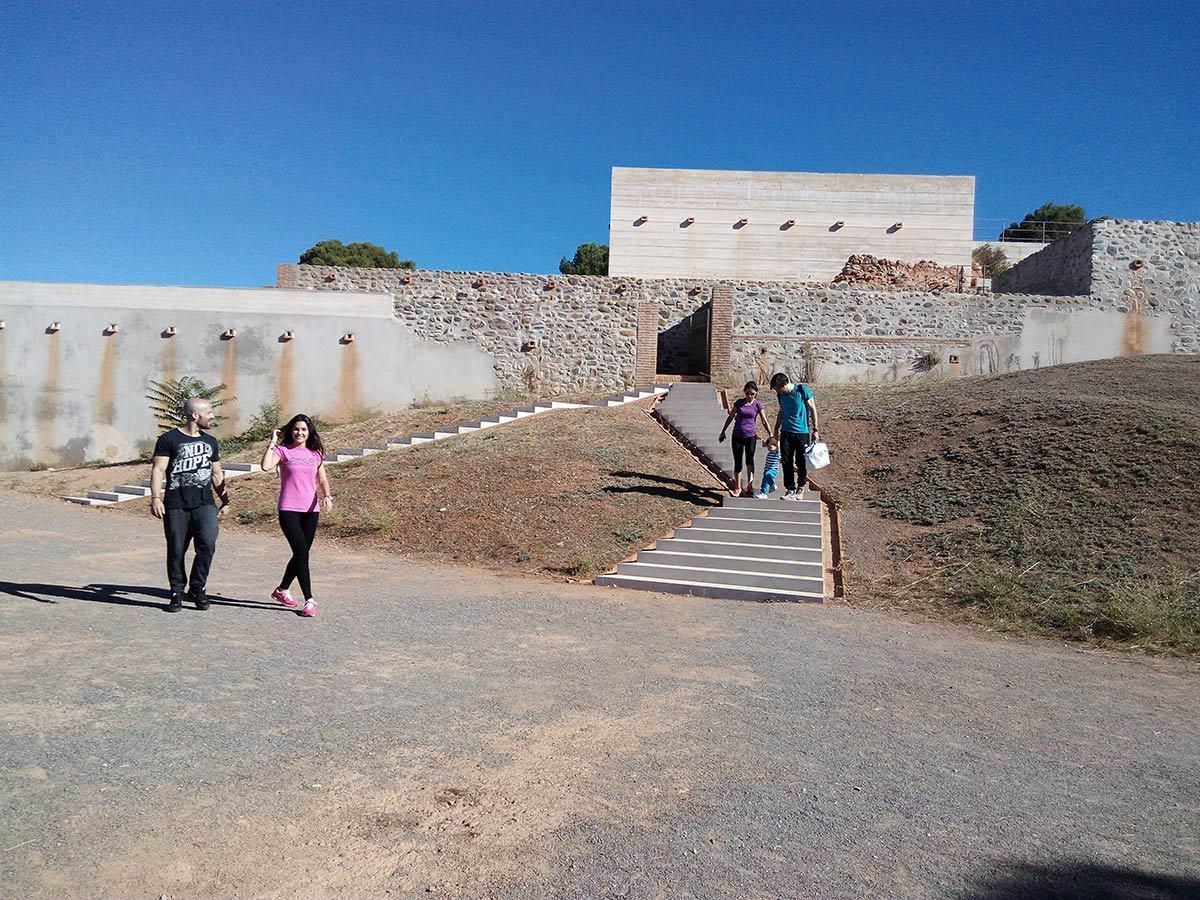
[814,355,1200,656]
[219,402,723,580]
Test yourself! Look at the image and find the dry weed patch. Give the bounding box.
[224,403,723,580]
[817,355,1200,656]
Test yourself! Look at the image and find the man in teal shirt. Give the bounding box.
[769,372,819,501]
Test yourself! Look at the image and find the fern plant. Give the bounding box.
[146,376,232,429]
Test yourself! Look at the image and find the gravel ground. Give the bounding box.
[1,494,1197,899]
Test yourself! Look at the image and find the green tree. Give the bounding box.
[972,244,1010,276]
[146,376,232,429]
[299,239,415,269]
[559,242,609,276]
[1000,203,1087,243]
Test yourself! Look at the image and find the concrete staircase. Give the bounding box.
[595,382,829,603]
[64,387,668,506]
[65,462,263,507]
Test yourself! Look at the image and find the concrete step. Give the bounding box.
[668,526,824,549]
[688,517,822,537]
[723,494,820,508]
[698,509,822,527]
[387,436,412,447]
[114,484,150,496]
[223,462,261,473]
[653,537,824,563]
[594,572,823,603]
[632,549,823,579]
[64,496,102,506]
[87,490,128,502]
[707,504,821,521]
[138,477,152,487]
[615,561,824,594]
[362,443,390,452]
[409,433,437,444]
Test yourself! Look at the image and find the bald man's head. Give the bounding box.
[182,397,215,429]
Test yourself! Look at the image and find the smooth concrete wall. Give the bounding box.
[609,167,976,281]
[0,282,495,470]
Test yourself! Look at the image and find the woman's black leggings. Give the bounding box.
[278,510,319,600]
[731,435,757,473]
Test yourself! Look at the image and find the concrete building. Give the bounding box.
[609,166,976,281]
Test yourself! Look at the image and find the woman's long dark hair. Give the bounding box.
[282,414,325,455]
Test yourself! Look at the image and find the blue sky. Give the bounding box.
[1,0,1197,287]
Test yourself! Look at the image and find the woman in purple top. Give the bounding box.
[718,381,772,496]
[260,414,333,618]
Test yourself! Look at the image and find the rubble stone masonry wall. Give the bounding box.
[282,264,1170,389]
[991,224,1095,295]
[1088,220,1200,353]
[993,219,1199,354]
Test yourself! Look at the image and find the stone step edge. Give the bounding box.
[636,549,824,571]
[617,561,825,588]
[593,573,824,603]
[660,534,824,553]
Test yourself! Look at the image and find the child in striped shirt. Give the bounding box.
[756,436,781,499]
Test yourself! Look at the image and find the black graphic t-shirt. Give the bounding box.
[153,428,221,509]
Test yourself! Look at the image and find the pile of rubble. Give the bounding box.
[832,254,968,292]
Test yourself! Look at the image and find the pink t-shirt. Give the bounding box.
[275,443,323,512]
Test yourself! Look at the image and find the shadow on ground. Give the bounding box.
[0,581,286,613]
[604,470,723,506]
[962,860,1200,899]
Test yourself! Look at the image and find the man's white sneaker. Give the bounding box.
[754,492,768,500]
[783,490,798,501]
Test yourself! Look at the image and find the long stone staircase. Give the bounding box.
[595,383,828,602]
[65,387,667,506]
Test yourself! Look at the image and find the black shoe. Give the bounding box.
[191,591,211,611]
[166,593,184,613]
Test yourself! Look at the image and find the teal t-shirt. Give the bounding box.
[777,384,812,433]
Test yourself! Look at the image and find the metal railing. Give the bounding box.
[972,218,1086,243]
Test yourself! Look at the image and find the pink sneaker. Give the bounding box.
[272,588,298,608]
[300,599,317,618]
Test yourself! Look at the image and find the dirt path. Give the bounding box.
[1,494,1197,898]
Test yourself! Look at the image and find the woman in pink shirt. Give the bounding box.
[260,414,333,618]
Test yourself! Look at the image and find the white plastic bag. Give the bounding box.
[805,439,830,470]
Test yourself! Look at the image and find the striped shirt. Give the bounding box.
[763,449,781,473]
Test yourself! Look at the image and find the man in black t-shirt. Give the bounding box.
[150,397,230,612]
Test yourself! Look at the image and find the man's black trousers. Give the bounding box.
[779,430,811,492]
[163,505,218,597]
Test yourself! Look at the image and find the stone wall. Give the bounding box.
[992,224,1095,295]
[280,265,641,395]
[1088,220,1200,354]
[723,281,1177,382]
[280,264,722,392]
[993,218,1200,354]
[279,261,1185,390]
